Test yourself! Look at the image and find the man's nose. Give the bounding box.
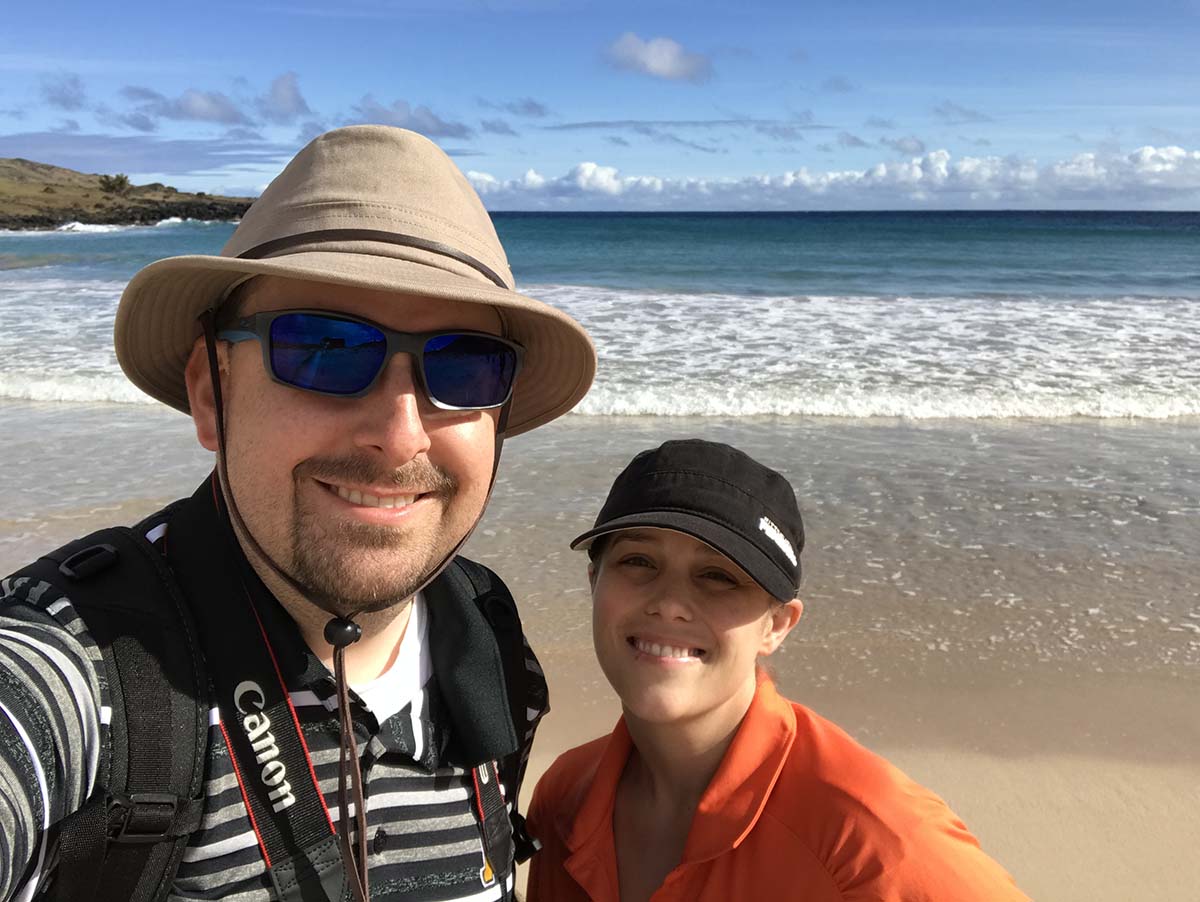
[349,353,432,462]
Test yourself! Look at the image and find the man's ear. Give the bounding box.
[184,336,226,452]
[587,560,598,592]
[759,598,803,657]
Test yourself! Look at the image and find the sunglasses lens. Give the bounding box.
[269,313,386,395]
[423,334,519,408]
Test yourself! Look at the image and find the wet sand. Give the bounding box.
[2,402,1198,900]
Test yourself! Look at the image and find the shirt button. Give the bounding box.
[373,828,388,854]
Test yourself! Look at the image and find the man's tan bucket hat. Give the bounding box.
[115,125,595,436]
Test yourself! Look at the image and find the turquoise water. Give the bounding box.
[497,211,1200,299]
[3,212,1198,298]
[1,212,1197,416]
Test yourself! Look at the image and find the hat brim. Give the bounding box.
[115,251,596,437]
[570,511,798,601]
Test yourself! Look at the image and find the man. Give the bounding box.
[0,126,596,902]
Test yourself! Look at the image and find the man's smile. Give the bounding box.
[331,485,417,509]
[313,478,438,518]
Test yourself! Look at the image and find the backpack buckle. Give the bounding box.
[59,543,119,580]
[107,791,182,844]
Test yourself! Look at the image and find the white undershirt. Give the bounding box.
[352,592,431,724]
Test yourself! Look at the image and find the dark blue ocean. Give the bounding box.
[1,211,1197,417]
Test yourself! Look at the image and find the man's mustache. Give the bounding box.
[294,454,457,496]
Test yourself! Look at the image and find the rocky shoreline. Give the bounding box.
[0,157,253,230]
[0,197,253,230]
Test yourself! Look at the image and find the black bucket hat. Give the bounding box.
[571,439,805,600]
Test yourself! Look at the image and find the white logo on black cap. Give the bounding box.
[759,516,797,567]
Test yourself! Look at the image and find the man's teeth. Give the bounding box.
[634,638,701,659]
[335,486,416,509]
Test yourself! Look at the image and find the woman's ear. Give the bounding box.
[759,598,803,656]
[184,336,227,452]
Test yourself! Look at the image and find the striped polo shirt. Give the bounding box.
[0,491,548,902]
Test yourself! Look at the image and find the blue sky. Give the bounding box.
[2,0,1198,209]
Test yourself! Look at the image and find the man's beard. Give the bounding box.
[288,453,462,617]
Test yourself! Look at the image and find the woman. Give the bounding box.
[526,439,1028,901]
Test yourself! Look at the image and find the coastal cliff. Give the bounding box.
[0,158,253,229]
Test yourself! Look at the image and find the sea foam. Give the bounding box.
[0,373,155,405]
[1,272,1196,419]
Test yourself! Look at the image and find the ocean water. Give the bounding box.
[1,211,1197,418]
[0,213,1197,676]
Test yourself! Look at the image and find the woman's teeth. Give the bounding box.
[335,486,416,509]
[633,638,702,660]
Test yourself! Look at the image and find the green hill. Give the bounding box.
[0,158,254,229]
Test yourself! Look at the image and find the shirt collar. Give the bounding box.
[683,676,796,862]
[562,676,797,874]
[353,591,430,723]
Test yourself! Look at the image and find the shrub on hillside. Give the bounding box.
[98,173,132,195]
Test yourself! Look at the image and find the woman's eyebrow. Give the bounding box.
[609,530,658,548]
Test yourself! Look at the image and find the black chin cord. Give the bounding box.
[202,311,370,900]
[200,308,512,902]
[326,618,369,902]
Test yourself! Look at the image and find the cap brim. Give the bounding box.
[115,252,596,437]
[570,511,797,600]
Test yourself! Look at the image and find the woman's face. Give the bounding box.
[590,527,801,728]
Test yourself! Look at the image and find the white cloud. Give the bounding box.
[348,95,472,138]
[821,75,857,93]
[174,90,247,124]
[607,33,712,83]
[120,85,251,126]
[257,72,312,125]
[0,130,293,176]
[881,135,927,155]
[41,73,86,111]
[520,169,546,189]
[467,145,1200,210]
[933,100,992,125]
[479,96,551,118]
[481,118,517,136]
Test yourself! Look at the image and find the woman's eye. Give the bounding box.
[700,569,737,585]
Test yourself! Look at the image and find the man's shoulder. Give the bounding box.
[3,495,187,581]
[447,554,515,600]
[0,495,192,646]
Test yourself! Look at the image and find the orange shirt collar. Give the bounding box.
[562,677,798,882]
[683,677,797,862]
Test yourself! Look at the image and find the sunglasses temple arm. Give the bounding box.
[199,311,342,607]
[201,311,230,455]
[201,311,375,898]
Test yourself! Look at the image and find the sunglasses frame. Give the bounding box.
[216,308,525,410]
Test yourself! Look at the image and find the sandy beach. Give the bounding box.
[2,400,1198,900]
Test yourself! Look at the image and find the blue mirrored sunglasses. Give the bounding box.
[217,309,523,410]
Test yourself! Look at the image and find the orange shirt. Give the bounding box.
[527,679,1029,901]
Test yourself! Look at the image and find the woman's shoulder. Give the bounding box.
[529,729,620,834]
[767,697,1029,899]
[759,694,951,833]
[536,733,612,798]
[766,696,977,852]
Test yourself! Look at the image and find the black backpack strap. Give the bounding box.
[8,526,209,902]
[164,482,345,902]
[450,557,543,865]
